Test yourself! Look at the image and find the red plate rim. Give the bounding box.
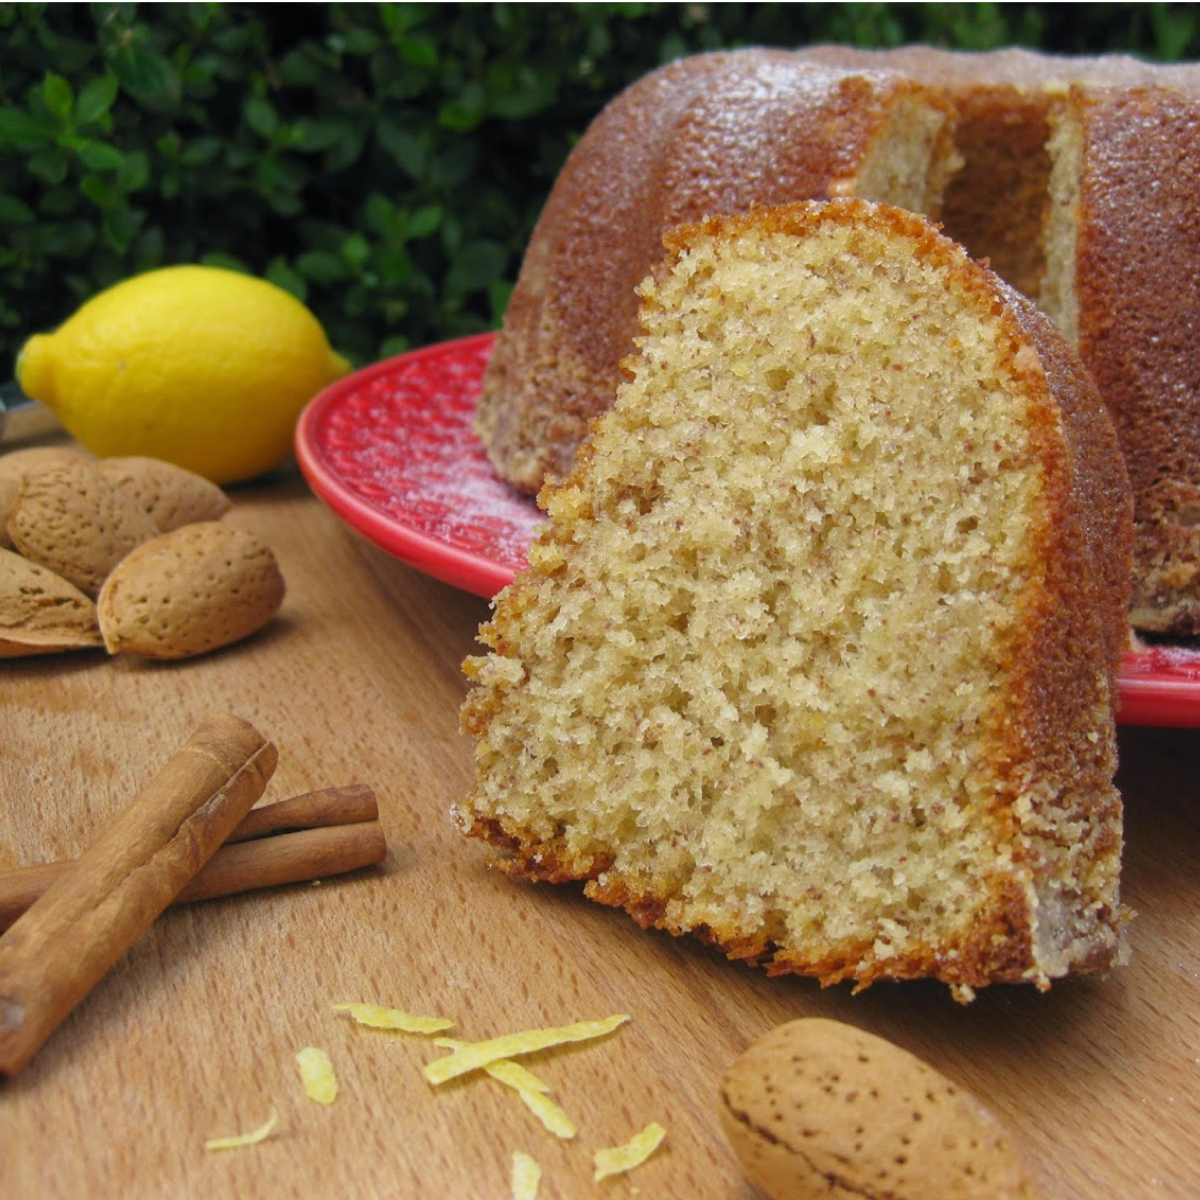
[295,332,521,598]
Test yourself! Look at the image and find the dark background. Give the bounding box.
[2,2,1196,370]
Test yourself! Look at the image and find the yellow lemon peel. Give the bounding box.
[333,1002,454,1034]
[204,1108,279,1152]
[423,1013,630,1086]
[511,1151,542,1200]
[593,1121,667,1181]
[435,1036,577,1138]
[435,1038,551,1093]
[295,1046,338,1105]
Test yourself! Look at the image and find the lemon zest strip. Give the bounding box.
[511,1151,541,1200]
[435,1037,576,1138]
[593,1121,667,1181]
[333,1002,453,1034]
[423,1013,630,1085]
[204,1108,279,1152]
[295,1046,338,1104]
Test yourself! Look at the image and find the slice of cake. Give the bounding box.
[459,200,1133,997]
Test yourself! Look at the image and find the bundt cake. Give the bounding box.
[474,49,961,493]
[459,200,1133,996]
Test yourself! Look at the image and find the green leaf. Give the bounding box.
[322,126,366,173]
[79,175,114,208]
[179,136,222,166]
[379,333,411,358]
[342,26,381,55]
[0,107,54,149]
[40,220,94,258]
[266,258,308,300]
[406,203,442,239]
[396,35,438,67]
[375,118,425,178]
[488,277,514,321]
[134,225,166,268]
[112,46,179,103]
[119,148,151,191]
[296,250,349,283]
[244,95,278,138]
[430,142,477,190]
[42,72,74,124]
[375,246,414,287]
[444,239,507,299]
[363,194,399,239]
[28,147,70,185]
[341,232,372,267]
[201,251,248,272]
[75,74,119,125]
[102,202,143,254]
[488,66,558,120]
[438,82,486,133]
[296,118,351,153]
[76,140,124,172]
[0,194,36,225]
[277,46,328,88]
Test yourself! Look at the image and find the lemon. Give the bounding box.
[16,265,351,484]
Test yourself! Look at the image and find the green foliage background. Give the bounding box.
[2,2,1197,372]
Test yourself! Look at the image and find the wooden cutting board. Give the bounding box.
[2,462,1198,1199]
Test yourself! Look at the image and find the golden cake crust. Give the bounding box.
[1064,85,1200,633]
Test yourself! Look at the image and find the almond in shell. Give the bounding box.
[96,521,285,659]
[0,446,89,550]
[719,1018,1039,1200]
[97,456,231,532]
[6,459,158,596]
[0,547,102,656]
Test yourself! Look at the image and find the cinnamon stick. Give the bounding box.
[0,713,277,1079]
[176,821,386,904]
[225,783,378,843]
[0,785,383,932]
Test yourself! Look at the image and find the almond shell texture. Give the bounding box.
[719,1018,1040,1200]
[97,455,231,532]
[0,446,90,551]
[0,546,102,656]
[6,459,158,596]
[96,521,285,659]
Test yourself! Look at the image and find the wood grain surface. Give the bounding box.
[2,457,1198,1199]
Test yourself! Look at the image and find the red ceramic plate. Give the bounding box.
[296,332,1200,728]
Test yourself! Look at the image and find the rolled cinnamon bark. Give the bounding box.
[0,785,384,932]
[0,713,277,1079]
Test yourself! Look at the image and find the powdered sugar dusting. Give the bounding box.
[302,333,543,592]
